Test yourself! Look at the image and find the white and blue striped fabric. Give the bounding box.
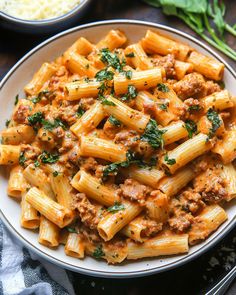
[0,220,75,295]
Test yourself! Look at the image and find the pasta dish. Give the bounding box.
[1,29,235,264]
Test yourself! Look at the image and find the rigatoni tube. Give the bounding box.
[0,145,20,165]
[1,125,35,145]
[98,201,142,241]
[189,205,227,245]
[65,80,101,100]
[70,102,105,136]
[161,133,211,174]
[8,165,27,198]
[65,233,85,258]
[38,216,60,248]
[141,30,191,61]
[80,135,127,162]
[102,96,150,132]
[21,194,40,229]
[127,233,189,259]
[25,187,74,228]
[71,170,117,206]
[114,68,163,95]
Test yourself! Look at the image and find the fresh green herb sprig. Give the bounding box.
[39,151,59,164]
[121,85,137,101]
[185,119,197,138]
[107,202,125,213]
[93,245,105,259]
[143,0,236,60]
[140,119,166,149]
[108,115,121,126]
[164,154,176,165]
[207,108,222,138]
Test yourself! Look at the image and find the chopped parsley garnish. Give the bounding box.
[97,82,108,99]
[101,99,116,106]
[28,112,44,125]
[207,108,222,138]
[5,120,10,127]
[19,151,26,167]
[77,107,85,118]
[125,70,132,80]
[185,120,197,138]
[100,48,123,72]
[66,227,77,233]
[95,69,114,82]
[31,90,50,104]
[53,171,59,177]
[42,118,67,131]
[125,52,135,58]
[157,83,169,92]
[140,119,166,149]
[108,115,121,126]
[121,85,137,101]
[217,81,225,89]
[39,151,59,164]
[188,105,201,112]
[159,102,169,111]
[164,154,176,165]
[14,94,19,105]
[107,201,125,213]
[102,151,137,180]
[93,245,105,259]
[34,160,40,167]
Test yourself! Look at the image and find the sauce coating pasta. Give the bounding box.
[1,29,235,264]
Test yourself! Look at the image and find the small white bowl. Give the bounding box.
[0,20,236,278]
[0,0,91,34]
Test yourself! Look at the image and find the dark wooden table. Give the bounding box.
[1,1,236,294]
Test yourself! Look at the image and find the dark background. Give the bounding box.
[0,0,236,294]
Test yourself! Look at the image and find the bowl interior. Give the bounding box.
[0,21,236,278]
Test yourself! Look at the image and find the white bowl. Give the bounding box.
[0,20,236,278]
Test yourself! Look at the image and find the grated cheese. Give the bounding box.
[0,0,81,21]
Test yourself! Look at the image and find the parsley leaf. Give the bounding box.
[34,160,40,167]
[93,245,105,259]
[28,112,44,125]
[157,83,169,92]
[98,82,108,99]
[53,171,59,177]
[108,115,121,126]
[164,154,176,165]
[159,102,169,111]
[188,105,201,112]
[39,151,59,164]
[100,48,123,72]
[31,90,50,104]
[140,119,166,149]
[95,69,114,82]
[121,85,137,101]
[101,99,116,106]
[77,107,85,118]
[107,201,125,213]
[14,94,19,105]
[125,70,132,80]
[207,108,222,138]
[5,120,10,127]
[42,118,67,130]
[19,151,26,167]
[125,52,135,58]
[66,227,77,233]
[185,119,197,138]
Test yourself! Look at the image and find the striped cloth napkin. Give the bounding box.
[0,220,75,295]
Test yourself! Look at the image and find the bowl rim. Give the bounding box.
[0,0,90,25]
[0,19,236,278]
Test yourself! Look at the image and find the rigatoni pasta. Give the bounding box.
[1,28,235,264]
